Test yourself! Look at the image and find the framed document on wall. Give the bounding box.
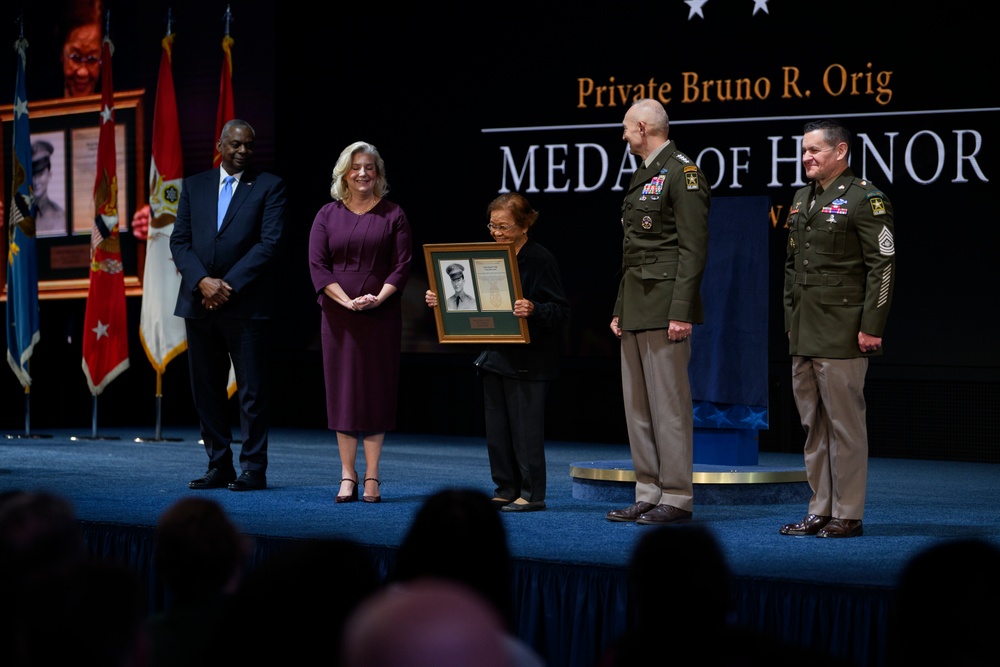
[423,242,529,344]
[0,89,145,300]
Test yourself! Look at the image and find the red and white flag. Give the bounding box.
[82,31,129,395]
[139,31,186,382]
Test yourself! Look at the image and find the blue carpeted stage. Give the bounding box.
[2,427,999,667]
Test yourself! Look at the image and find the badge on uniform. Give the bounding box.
[684,165,699,190]
[868,192,886,216]
[879,225,895,255]
[642,216,652,230]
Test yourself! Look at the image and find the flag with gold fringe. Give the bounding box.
[139,30,186,382]
[82,29,129,394]
[5,36,40,388]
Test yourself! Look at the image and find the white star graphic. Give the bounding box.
[93,320,110,339]
[100,104,114,124]
[685,0,708,20]
[753,0,769,15]
[13,97,27,119]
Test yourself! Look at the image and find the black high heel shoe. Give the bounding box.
[336,472,359,503]
[362,477,381,503]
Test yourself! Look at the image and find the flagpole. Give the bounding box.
[6,377,53,441]
[83,394,117,440]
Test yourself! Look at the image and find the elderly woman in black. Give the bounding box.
[425,193,569,512]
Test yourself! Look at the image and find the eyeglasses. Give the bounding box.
[487,223,515,232]
[65,51,101,67]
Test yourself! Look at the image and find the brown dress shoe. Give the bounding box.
[779,514,831,536]
[606,501,656,522]
[635,504,693,525]
[816,518,863,538]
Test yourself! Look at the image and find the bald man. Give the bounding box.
[606,98,710,526]
[342,579,514,667]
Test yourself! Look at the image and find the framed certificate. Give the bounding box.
[423,242,530,344]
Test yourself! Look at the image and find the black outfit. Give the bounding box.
[475,239,569,502]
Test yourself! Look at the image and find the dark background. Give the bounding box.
[2,1,997,463]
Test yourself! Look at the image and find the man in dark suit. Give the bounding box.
[779,119,895,538]
[170,119,288,491]
[605,99,710,525]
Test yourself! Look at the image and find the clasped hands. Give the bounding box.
[349,294,379,311]
[199,277,232,311]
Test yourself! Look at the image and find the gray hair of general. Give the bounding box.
[804,119,851,156]
[631,98,669,134]
[219,119,255,143]
[330,141,389,202]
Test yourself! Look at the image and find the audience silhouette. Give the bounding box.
[600,523,852,667]
[146,497,250,667]
[1,490,147,666]
[207,536,381,667]
[390,487,546,666]
[9,486,996,667]
[888,538,1000,667]
[342,577,514,667]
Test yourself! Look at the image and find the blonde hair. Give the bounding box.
[330,141,389,202]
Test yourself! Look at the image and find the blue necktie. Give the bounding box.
[218,175,235,230]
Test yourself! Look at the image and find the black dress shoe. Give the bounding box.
[606,501,656,522]
[501,500,546,512]
[636,504,693,525]
[491,497,514,509]
[816,518,863,538]
[189,467,236,490]
[228,470,267,491]
[779,513,832,536]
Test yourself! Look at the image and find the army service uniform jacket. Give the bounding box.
[614,141,710,330]
[783,167,895,359]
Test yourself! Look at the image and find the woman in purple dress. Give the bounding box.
[308,141,412,504]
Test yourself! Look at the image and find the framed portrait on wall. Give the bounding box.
[423,242,529,344]
[0,89,145,300]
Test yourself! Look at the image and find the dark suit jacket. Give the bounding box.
[614,141,710,330]
[170,167,288,319]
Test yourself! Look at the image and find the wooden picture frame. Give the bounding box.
[423,242,530,344]
[0,89,146,300]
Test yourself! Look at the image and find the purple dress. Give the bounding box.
[308,200,412,432]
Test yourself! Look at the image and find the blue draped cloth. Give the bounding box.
[690,196,771,429]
